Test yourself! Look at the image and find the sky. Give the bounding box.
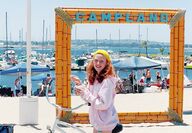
[0,0,192,44]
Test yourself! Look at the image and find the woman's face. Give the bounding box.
[93,54,107,74]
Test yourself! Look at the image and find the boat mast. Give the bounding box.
[75,25,77,41]
[19,30,21,46]
[119,29,120,44]
[42,19,45,53]
[48,25,51,46]
[5,12,8,59]
[109,33,111,41]
[96,28,98,49]
[46,27,48,49]
[138,24,141,56]
[19,28,23,49]
[146,27,149,57]
[146,27,148,42]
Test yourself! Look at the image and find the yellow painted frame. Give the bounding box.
[55,8,185,124]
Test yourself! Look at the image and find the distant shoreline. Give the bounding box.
[0,44,54,49]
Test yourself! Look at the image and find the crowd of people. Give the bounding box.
[138,69,169,91]
[13,73,53,97]
[124,68,169,93]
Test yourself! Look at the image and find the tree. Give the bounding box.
[160,48,165,55]
[141,40,148,57]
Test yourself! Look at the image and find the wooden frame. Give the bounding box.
[54,7,185,124]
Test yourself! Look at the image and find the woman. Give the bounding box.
[14,76,22,96]
[72,50,122,133]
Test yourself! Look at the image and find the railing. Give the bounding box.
[45,86,87,133]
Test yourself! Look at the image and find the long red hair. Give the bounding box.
[86,60,116,85]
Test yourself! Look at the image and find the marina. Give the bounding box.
[1,43,192,96]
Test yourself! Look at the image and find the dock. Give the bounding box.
[0,88,192,133]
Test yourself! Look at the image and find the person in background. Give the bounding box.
[146,69,151,85]
[154,71,162,91]
[71,49,123,133]
[129,71,137,92]
[14,76,22,96]
[139,73,145,86]
[39,74,52,96]
[156,71,161,82]
[166,77,170,89]
[129,71,136,85]
[161,78,168,90]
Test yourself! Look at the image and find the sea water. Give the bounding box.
[1,43,192,94]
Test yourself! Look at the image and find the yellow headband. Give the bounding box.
[93,50,111,62]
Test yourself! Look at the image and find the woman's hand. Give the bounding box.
[70,75,82,85]
[74,85,85,96]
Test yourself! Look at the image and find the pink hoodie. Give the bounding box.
[81,77,119,131]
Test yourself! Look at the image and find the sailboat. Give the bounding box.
[1,12,18,70]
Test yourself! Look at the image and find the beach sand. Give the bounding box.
[0,88,192,133]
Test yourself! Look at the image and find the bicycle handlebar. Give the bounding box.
[46,87,88,112]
